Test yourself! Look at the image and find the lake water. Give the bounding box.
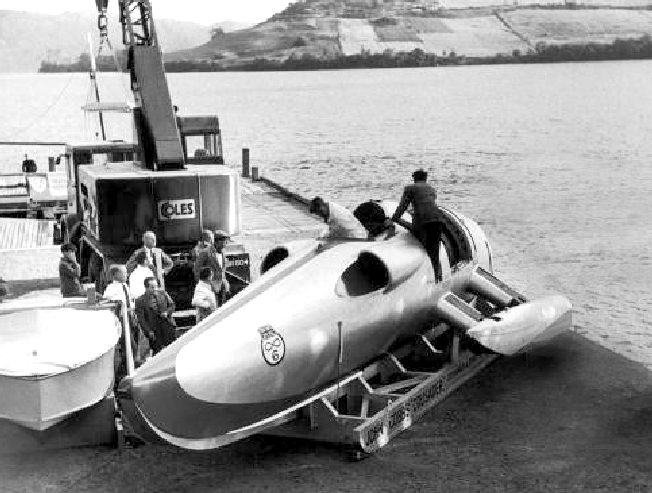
[1,61,651,368]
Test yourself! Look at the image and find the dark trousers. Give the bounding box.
[149,318,176,354]
[417,221,443,281]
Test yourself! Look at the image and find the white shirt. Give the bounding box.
[325,202,368,240]
[103,281,134,308]
[192,280,217,322]
[129,265,152,299]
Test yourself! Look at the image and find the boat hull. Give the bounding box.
[0,395,116,454]
[0,347,116,431]
[0,297,121,431]
[119,207,570,450]
[122,233,441,444]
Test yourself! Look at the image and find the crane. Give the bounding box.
[58,0,247,313]
[94,0,185,170]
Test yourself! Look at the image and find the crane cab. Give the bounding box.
[177,116,224,165]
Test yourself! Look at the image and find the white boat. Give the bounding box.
[0,290,121,431]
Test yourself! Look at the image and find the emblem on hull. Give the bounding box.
[258,325,285,366]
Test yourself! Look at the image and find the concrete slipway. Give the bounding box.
[0,176,651,492]
[0,332,650,492]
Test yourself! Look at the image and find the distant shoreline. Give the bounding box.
[38,35,652,73]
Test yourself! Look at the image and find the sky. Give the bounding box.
[0,0,294,24]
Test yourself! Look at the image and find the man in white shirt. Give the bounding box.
[129,251,152,299]
[103,264,141,366]
[309,196,369,240]
[192,267,217,323]
[103,264,134,307]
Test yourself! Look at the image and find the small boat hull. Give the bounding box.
[0,298,121,431]
[0,349,116,431]
[0,394,117,454]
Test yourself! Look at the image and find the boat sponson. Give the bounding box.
[467,295,573,355]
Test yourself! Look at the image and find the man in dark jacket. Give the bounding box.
[135,277,176,354]
[59,243,85,297]
[193,229,230,306]
[126,231,173,289]
[391,169,443,281]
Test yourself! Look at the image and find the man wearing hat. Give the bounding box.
[59,243,85,297]
[391,169,443,281]
[193,229,231,306]
[191,229,214,263]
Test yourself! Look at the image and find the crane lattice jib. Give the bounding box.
[119,0,159,48]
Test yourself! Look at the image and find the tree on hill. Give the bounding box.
[211,27,225,40]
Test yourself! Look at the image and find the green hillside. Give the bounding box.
[165,2,652,66]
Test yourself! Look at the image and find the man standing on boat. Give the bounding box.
[309,196,369,240]
[135,277,177,354]
[59,243,85,297]
[391,169,443,281]
[126,231,173,289]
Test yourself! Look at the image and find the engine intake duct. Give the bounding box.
[433,292,484,331]
[466,266,527,308]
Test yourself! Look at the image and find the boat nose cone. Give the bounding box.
[173,323,335,405]
[123,321,337,442]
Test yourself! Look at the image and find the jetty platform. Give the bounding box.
[0,174,324,297]
[2,173,651,491]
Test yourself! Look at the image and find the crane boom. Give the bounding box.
[95,0,184,170]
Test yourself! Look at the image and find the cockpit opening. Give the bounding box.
[339,252,390,296]
[261,247,289,275]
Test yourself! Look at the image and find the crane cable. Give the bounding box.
[12,72,76,138]
[97,30,131,101]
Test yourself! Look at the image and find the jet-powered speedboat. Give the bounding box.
[117,201,572,450]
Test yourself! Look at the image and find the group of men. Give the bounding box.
[309,168,443,281]
[58,227,232,363]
